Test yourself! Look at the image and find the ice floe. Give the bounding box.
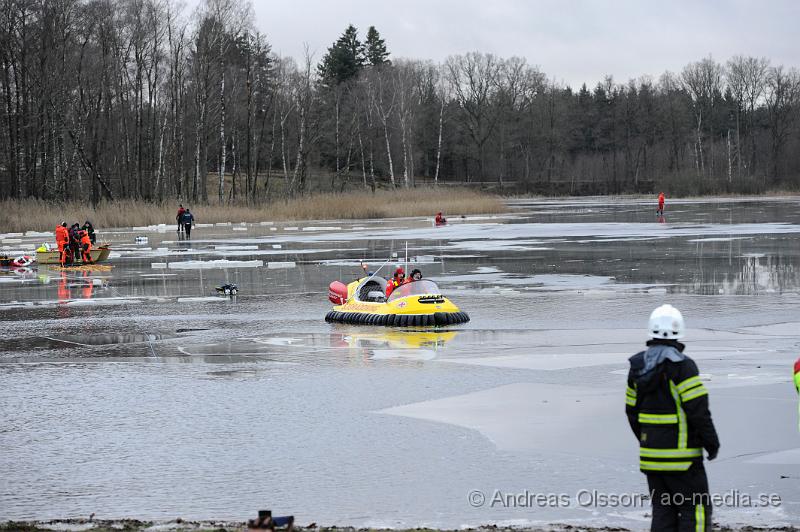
[168,259,263,269]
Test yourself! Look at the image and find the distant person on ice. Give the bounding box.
[435,212,447,226]
[794,357,800,431]
[180,208,195,238]
[176,204,185,233]
[625,304,719,531]
[657,192,665,216]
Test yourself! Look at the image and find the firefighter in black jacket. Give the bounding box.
[626,304,720,531]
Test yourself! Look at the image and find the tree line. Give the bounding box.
[1,0,799,203]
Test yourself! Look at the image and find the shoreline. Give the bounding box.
[0,188,506,234]
[2,520,798,532]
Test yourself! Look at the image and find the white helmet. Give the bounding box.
[648,304,685,339]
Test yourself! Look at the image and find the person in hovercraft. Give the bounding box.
[385,267,406,297]
[409,268,423,282]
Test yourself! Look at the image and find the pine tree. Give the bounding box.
[364,26,390,67]
[317,24,365,86]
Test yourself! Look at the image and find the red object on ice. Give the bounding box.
[11,255,33,267]
[328,281,348,305]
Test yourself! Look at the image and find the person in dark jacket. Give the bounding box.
[82,221,96,245]
[176,204,185,233]
[626,304,719,532]
[180,208,195,238]
[69,223,82,262]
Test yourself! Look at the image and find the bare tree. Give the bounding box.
[764,66,800,182]
[682,56,723,178]
[446,52,502,182]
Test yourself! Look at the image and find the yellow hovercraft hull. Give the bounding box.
[325,278,469,327]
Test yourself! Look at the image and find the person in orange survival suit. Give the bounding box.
[794,357,800,431]
[657,192,665,216]
[79,230,93,264]
[385,267,405,297]
[55,222,69,265]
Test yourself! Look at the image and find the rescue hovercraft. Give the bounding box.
[326,276,469,326]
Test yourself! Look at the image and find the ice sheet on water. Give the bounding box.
[746,448,800,464]
[177,296,227,302]
[168,259,263,269]
[379,382,630,455]
[267,261,295,269]
[687,236,750,242]
[371,349,437,361]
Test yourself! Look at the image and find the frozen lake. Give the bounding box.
[1,197,799,530]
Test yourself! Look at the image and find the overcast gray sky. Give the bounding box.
[245,0,798,87]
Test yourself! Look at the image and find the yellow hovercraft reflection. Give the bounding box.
[326,277,469,326]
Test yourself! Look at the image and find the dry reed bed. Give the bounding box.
[0,188,506,233]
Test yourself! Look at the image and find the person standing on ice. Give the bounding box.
[180,208,195,238]
[176,204,185,233]
[55,222,69,266]
[794,358,800,430]
[657,192,665,216]
[625,304,719,531]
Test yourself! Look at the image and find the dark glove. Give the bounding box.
[706,446,719,461]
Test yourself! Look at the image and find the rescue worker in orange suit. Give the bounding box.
[794,357,800,431]
[657,192,665,216]
[55,222,69,266]
[626,304,719,532]
[385,267,405,297]
[80,230,93,264]
[435,212,447,225]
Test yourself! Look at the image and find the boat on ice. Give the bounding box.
[326,277,469,326]
[36,245,112,265]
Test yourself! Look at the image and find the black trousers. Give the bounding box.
[647,465,711,532]
[183,222,192,237]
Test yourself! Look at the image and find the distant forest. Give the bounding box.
[1,0,799,203]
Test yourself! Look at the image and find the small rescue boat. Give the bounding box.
[36,245,112,265]
[326,276,469,326]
